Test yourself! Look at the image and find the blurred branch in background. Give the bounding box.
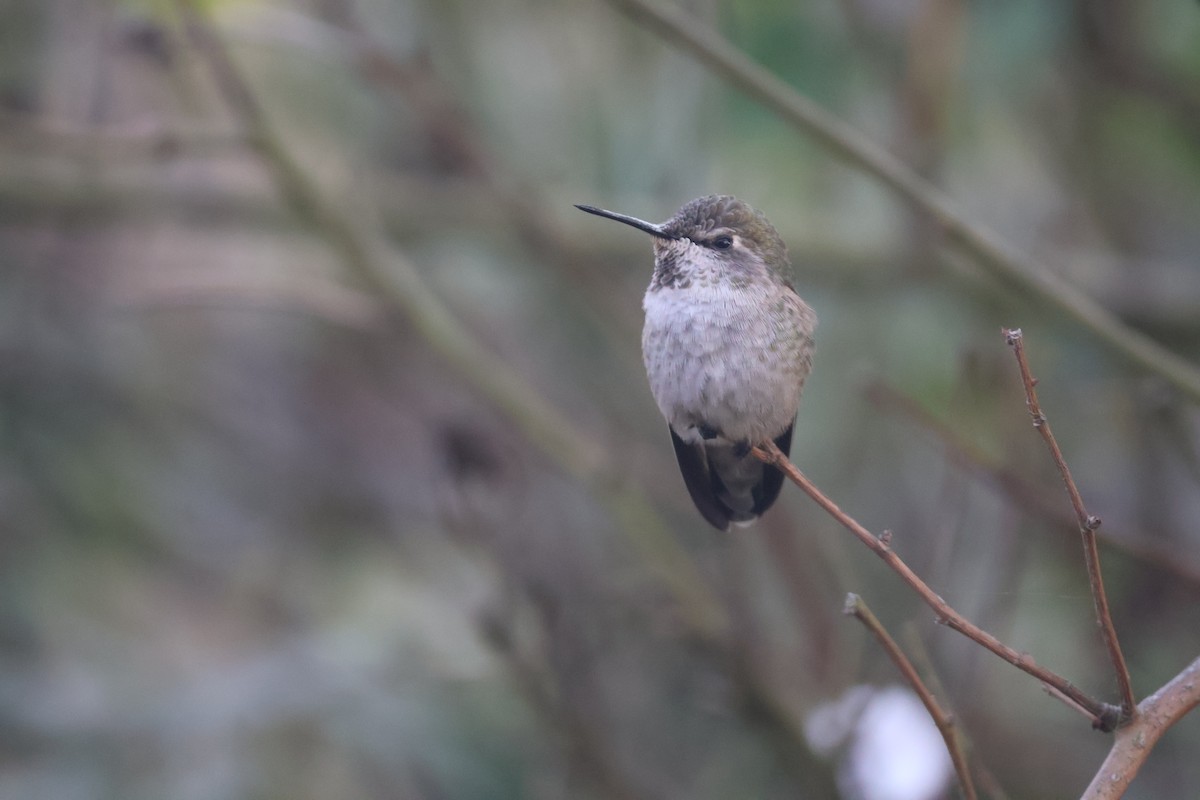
[172,0,728,637]
[602,0,1200,405]
[0,108,244,160]
[844,593,977,800]
[240,1,645,324]
[180,4,603,480]
[863,379,1200,589]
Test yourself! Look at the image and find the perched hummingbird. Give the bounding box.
[577,195,816,531]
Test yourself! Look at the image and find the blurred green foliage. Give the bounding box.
[1,0,1199,798]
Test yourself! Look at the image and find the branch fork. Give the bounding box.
[752,330,1147,738]
[751,437,1123,731]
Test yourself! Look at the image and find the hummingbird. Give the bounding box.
[576,195,816,531]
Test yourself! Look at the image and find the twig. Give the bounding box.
[750,440,1124,731]
[1004,328,1136,723]
[901,624,1012,800]
[863,380,1200,588]
[843,593,978,800]
[601,0,1200,405]
[1080,655,1200,799]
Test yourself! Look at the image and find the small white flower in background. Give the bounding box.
[805,685,953,800]
[803,684,876,756]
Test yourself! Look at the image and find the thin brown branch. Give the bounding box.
[863,380,1200,588]
[1004,328,1136,722]
[751,440,1123,731]
[843,594,977,800]
[900,624,1012,800]
[1044,683,1103,722]
[601,0,1200,405]
[1080,655,1200,799]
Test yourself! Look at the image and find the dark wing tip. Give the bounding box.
[669,427,734,532]
[752,425,794,517]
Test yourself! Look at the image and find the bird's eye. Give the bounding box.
[711,235,734,250]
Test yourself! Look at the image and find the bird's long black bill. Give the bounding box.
[575,204,677,239]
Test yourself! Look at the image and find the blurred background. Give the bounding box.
[2,0,1199,798]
